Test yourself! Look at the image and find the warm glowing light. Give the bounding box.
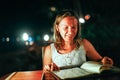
[50,6,56,12]
[29,41,34,45]
[79,18,85,23]
[23,33,29,41]
[25,41,29,45]
[85,14,91,20]
[6,37,10,42]
[43,34,49,41]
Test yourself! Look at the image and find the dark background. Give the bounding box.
[0,0,120,77]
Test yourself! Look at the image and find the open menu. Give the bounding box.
[51,61,116,80]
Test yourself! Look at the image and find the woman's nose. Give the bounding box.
[68,28,72,34]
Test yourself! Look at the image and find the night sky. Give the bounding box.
[0,0,50,36]
[0,0,120,37]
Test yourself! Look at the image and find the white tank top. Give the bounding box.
[50,43,86,67]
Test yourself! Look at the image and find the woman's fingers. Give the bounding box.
[102,56,113,66]
[51,63,54,71]
[44,63,60,71]
[44,65,50,71]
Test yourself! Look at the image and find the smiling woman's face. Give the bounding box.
[56,16,78,42]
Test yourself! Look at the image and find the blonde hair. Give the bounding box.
[53,10,82,50]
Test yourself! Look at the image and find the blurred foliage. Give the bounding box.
[81,17,120,66]
[82,23,120,42]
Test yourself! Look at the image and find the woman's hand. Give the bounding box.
[43,63,60,71]
[101,56,113,66]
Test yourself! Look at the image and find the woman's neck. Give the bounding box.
[61,41,76,50]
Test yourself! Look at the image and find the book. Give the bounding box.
[51,61,115,80]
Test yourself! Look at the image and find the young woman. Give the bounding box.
[43,10,113,71]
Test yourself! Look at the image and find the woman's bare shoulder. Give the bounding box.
[82,38,90,44]
[45,45,51,49]
[44,45,51,53]
[82,38,92,50]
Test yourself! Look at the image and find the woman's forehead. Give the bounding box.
[59,16,78,25]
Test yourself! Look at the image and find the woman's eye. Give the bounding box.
[72,26,76,29]
[72,27,75,29]
[64,26,68,30]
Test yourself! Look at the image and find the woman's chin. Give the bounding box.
[65,38,74,42]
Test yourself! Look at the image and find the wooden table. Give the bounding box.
[0,70,120,80]
[0,70,43,80]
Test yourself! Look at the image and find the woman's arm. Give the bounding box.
[83,39,103,60]
[83,39,113,65]
[43,45,60,71]
[43,45,52,68]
